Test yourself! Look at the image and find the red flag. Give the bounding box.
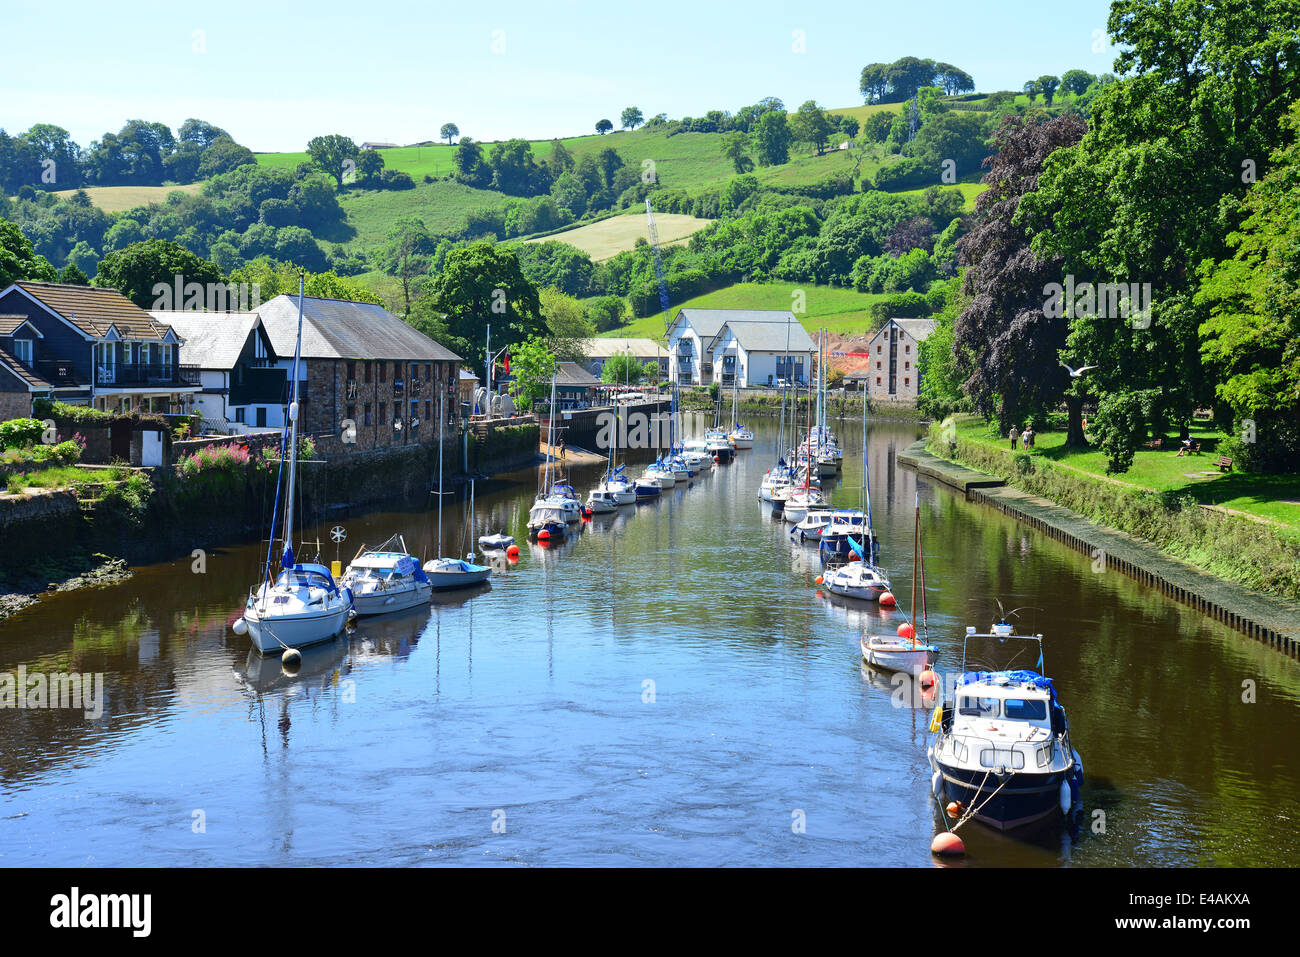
[502,351,510,375]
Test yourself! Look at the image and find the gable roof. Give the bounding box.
[9,281,179,341]
[256,295,462,362]
[0,315,43,338]
[709,317,817,353]
[582,337,668,359]
[0,345,52,391]
[555,361,600,386]
[150,311,268,370]
[872,317,937,343]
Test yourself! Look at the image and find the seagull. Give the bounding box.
[1061,362,1098,378]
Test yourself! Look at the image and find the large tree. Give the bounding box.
[94,239,224,308]
[750,111,793,166]
[620,107,644,131]
[792,101,835,155]
[306,134,360,189]
[440,123,459,145]
[0,218,58,286]
[953,113,1088,437]
[377,217,435,314]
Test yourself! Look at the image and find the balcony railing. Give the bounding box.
[95,363,200,387]
[35,359,82,387]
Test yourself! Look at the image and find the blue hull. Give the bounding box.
[938,762,1071,831]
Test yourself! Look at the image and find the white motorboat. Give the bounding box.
[705,428,734,463]
[529,377,573,539]
[233,278,351,655]
[928,623,1083,832]
[861,633,935,673]
[341,534,433,617]
[586,487,620,513]
[822,557,891,600]
[478,533,515,550]
[792,506,835,542]
[729,426,754,449]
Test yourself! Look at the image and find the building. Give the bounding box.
[554,361,600,410]
[151,311,284,433]
[0,281,200,414]
[0,315,54,419]
[253,294,463,454]
[580,338,669,381]
[864,318,936,403]
[665,309,815,387]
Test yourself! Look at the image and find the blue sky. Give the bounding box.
[2,0,1117,152]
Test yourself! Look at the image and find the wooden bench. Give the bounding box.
[1144,438,1163,450]
[1175,440,1201,456]
[1215,455,1233,472]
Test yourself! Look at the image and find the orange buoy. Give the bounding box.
[931,832,965,856]
[537,529,551,541]
[898,622,917,640]
[879,591,896,606]
[506,545,520,559]
[815,575,824,585]
[919,668,937,688]
[945,801,963,819]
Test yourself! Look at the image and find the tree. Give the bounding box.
[539,287,594,362]
[377,217,435,314]
[422,241,545,378]
[600,350,646,385]
[20,124,81,188]
[178,119,230,149]
[489,138,550,196]
[356,148,385,186]
[886,57,938,102]
[440,123,460,145]
[859,63,892,103]
[792,101,835,155]
[59,262,90,285]
[306,134,360,189]
[0,218,57,286]
[1036,75,1060,106]
[720,131,753,173]
[620,107,644,131]
[1023,81,1038,103]
[507,336,557,409]
[549,140,574,174]
[750,111,793,166]
[94,239,225,309]
[595,119,614,135]
[953,113,1088,437]
[862,111,894,144]
[1060,70,1095,97]
[196,136,255,179]
[836,115,860,140]
[453,138,491,188]
[934,63,976,96]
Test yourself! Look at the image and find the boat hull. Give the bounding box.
[936,761,1073,832]
[428,568,492,590]
[246,606,350,654]
[860,636,933,674]
[350,581,432,617]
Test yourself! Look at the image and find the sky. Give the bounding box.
[1,0,1118,153]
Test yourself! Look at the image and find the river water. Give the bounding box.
[1,418,1297,867]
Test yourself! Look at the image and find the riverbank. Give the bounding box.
[0,554,132,625]
[900,441,1300,655]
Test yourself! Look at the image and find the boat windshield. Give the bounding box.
[278,569,333,590]
[958,696,1000,717]
[1003,698,1047,720]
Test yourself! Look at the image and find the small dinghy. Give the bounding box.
[478,533,514,550]
[423,555,492,590]
[862,490,935,673]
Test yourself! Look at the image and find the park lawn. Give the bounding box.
[953,417,1300,528]
[525,211,711,260]
[50,183,203,213]
[599,281,890,340]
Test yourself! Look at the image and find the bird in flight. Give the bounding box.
[1061,362,1098,378]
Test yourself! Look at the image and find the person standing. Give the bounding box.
[1009,426,1019,449]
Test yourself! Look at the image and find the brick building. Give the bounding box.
[254,295,463,455]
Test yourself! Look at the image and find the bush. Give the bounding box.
[178,442,251,478]
[0,418,45,449]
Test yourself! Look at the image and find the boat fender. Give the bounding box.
[231,617,248,636]
[928,705,942,734]
[930,770,942,799]
[342,586,354,608]
[1059,780,1072,815]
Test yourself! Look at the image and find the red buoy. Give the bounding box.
[919,668,937,689]
[931,832,965,856]
[537,529,551,541]
[898,622,916,640]
[506,545,520,559]
[815,575,824,585]
[879,591,896,606]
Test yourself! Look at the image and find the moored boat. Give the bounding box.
[341,534,432,617]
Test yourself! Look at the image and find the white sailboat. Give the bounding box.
[862,492,936,673]
[529,375,572,538]
[234,276,352,656]
[424,392,493,589]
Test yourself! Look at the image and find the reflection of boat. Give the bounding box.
[928,622,1083,832]
[341,534,432,617]
[236,278,351,654]
[237,634,349,692]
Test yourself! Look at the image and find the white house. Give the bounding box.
[666,308,815,387]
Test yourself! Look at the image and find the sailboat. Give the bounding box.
[233,276,352,655]
[529,375,573,538]
[588,400,636,510]
[727,372,753,449]
[820,390,890,599]
[424,392,493,589]
[862,491,936,673]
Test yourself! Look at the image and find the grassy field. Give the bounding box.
[893,179,986,211]
[600,281,890,340]
[50,183,203,212]
[338,179,505,250]
[525,211,711,260]
[952,416,1300,527]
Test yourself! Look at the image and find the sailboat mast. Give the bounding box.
[283,274,305,558]
[437,391,444,556]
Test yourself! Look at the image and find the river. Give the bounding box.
[1,418,1297,866]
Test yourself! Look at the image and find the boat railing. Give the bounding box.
[943,732,1054,772]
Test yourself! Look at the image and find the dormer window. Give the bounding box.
[13,339,32,365]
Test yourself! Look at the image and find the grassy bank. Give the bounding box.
[930,416,1300,601]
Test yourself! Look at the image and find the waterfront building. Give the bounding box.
[863,318,936,405]
[665,309,815,388]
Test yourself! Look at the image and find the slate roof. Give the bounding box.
[707,316,817,353]
[0,315,41,337]
[150,311,266,370]
[555,361,600,386]
[0,345,52,390]
[255,295,462,362]
[874,317,937,342]
[11,281,178,340]
[582,337,668,359]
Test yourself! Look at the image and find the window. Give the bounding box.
[876,377,881,386]
[379,362,387,383]
[425,400,431,422]
[425,363,431,380]
[378,403,386,425]
[904,361,910,370]
[234,407,246,423]
[347,361,356,380]
[410,400,419,427]
[1004,699,1047,721]
[958,696,1000,717]
[346,404,355,427]
[905,344,911,354]
[411,362,418,381]
[876,345,882,354]
[364,361,372,383]
[876,361,881,370]
[393,402,400,428]
[13,339,32,364]
[904,377,910,387]
[364,403,372,426]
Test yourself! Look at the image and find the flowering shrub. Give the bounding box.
[178,442,252,478]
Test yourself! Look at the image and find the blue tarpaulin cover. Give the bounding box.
[959,670,1056,700]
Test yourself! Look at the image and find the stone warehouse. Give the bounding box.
[862,317,936,404]
[254,295,463,455]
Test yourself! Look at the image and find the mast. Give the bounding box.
[282,274,305,561]
[437,390,444,556]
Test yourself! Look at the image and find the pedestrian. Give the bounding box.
[1009,426,1019,449]
[558,437,566,463]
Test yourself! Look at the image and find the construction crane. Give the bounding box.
[645,198,672,334]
